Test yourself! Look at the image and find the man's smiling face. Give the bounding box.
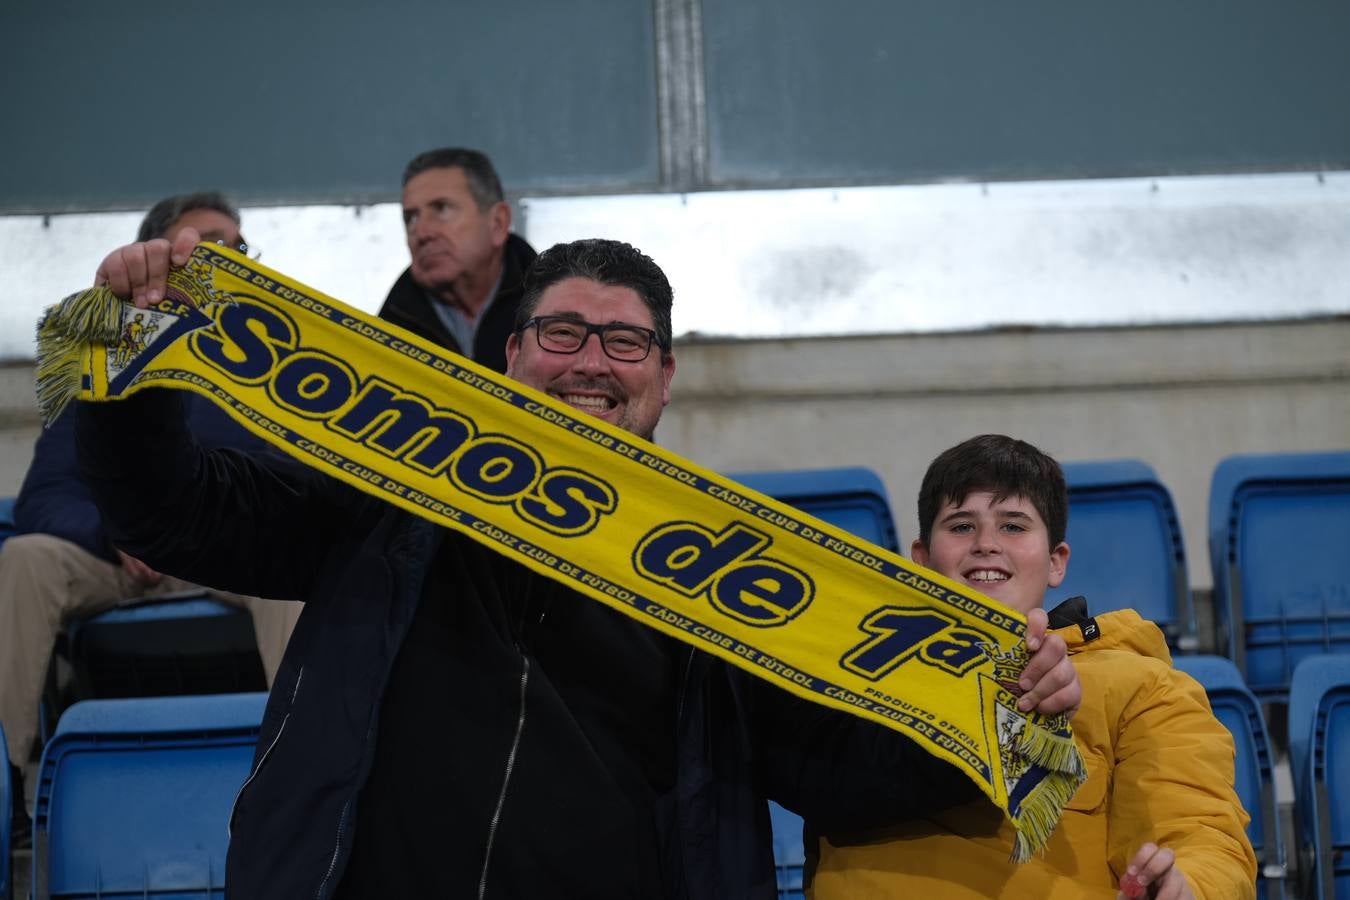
[912,490,1069,614]
[504,276,675,441]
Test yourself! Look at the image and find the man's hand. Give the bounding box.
[94,227,201,308]
[1016,607,1082,716]
[1119,843,1194,900]
[116,549,163,588]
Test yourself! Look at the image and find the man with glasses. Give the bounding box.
[79,235,1080,897]
[0,193,301,852]
[379,147,537,373]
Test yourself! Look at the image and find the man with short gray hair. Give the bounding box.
[378,147,537,373]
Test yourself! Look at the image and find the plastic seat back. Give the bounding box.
[1289,656,1350,803]
[1209,451,1350,700]
[1288,655,1350,899]
[1052,460,1194,649]
[1173,655,1286,899]
[66,593,266,700]
[1310,684,1350,899]
[727,466,899,898]
[32,693,266,899]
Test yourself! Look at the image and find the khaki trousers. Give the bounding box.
[0,532,302,766]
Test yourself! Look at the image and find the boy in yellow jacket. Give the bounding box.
[812,435,1257,900]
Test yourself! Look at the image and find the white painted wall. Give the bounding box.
[3,171,1347,359]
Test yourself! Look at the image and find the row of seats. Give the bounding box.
[4,453,1347,897]
[1063,451,1350,704]
[1159,652,1350,900]
[15,657,1335,900]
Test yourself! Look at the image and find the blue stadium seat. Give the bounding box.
[1289,655,1350,804]
[1,722,11,900]
[726,466,899,898]
[1208,451,1350,701]
[1173,655,1286,899]
[41,593,266,750]
[65,593,265,701]
[1052,460,1195,649]
[31,693,266,899]
[1289,655,1350,900]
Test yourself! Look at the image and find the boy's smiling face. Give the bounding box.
[913,491,1069,614]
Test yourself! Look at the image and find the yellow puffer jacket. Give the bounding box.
[811,606,1257,899]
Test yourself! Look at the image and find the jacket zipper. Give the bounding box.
[317,796,353,899]
[478,654,532,899]
[229,666,304,837]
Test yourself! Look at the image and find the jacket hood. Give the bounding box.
[1046,596,1172,665]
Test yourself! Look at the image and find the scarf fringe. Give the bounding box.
[1009,767,1083,862]
[35,287,124,426]
[1007,716,1087,860]
[1016,718,1087,779]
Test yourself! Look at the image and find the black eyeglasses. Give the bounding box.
[521,315,664,362]
[215,238,261,261]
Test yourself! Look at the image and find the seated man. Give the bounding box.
[811,434,1258,900]
[0,192,303,847]
[75,233,1080,897]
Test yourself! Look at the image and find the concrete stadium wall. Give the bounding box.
[657,316,1350,595]
[2,317,1346,598]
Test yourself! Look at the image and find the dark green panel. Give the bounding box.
[0,0,659,212]
[702,1,1350,185]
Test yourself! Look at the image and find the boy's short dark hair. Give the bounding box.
[917,434,1068,549]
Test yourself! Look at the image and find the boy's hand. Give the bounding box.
[1016,607,1081,715]
[94,227,200,308]
[1119,843,1194,900]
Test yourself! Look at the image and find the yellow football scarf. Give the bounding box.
[36,244,1084,859]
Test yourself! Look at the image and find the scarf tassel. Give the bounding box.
[1008,718,1088,860]
[35,286,124,426]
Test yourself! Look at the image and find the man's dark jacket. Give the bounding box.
[77,391,976,899]
[378,233,537,373]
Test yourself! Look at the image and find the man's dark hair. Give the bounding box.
[401,147,504,210]
[516,239,675,354]
[136,192,240,242]
[917,434,1068,549]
